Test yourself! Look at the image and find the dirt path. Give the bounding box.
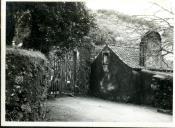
[45,96,172,122]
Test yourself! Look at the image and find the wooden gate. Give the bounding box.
[48,50,77,96]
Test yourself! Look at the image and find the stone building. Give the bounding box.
[89,31,173,107]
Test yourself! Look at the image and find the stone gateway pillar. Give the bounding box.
[140,31,162,69]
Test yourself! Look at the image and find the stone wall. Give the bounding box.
[140,31,162,69]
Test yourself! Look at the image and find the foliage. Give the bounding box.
[87,26,116,46]
[153,78,173,110]
[6,48,51,121]
[6,2,94,54]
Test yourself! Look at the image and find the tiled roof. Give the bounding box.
[107,45,173,70]
[108,45,141,69]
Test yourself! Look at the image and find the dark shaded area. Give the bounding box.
[6,2,94,54]
[89,46,140,103]
[6,3,15,45]
[152,75,173,110]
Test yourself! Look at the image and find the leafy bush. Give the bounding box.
[6,2,94,54]
[6,48,51,121]
[152,77,173,110]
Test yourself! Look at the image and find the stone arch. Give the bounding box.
[139,31,162,68]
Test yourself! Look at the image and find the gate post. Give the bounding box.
[73,49,77,95]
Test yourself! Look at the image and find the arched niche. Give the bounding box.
[139,31,162,68]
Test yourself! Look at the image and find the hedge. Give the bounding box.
[152,76,173,110]
[6,48,51,121]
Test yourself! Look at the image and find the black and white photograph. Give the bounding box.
[1,0,174,127]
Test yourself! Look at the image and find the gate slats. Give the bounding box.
[49,51,77,96]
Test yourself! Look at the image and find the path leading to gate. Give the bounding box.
[46,96,172,122]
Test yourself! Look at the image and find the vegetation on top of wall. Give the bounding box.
[6,47,47,60]
[6,48,51,121]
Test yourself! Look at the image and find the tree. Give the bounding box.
[6,2,94,54]
[132,2,174,68]
[87,25,116,46]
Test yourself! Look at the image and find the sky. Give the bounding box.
[85,0,174,18]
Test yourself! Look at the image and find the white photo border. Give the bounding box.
[1,0,175,127]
